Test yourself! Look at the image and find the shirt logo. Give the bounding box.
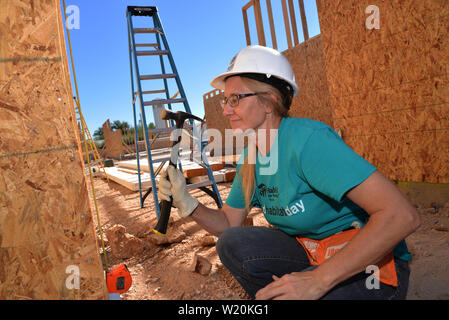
[257,183,279,201]
[262,200,305,217]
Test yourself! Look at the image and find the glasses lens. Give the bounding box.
[228,95,239,107]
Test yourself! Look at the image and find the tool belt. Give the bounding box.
[296,228,398,287]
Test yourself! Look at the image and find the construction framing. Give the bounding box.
[242,0,310,49]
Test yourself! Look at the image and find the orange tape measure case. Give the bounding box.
[106,264,132,294]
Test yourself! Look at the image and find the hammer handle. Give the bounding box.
[153,161,177,236]
[153,197,173,235]
[153,107,201,236]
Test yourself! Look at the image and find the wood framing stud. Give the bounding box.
[281,0,293,48]
[288,0,300,45]
[242,1,254,46]
[266,0,278,50]
[242,9,251,45]
[253,0,266,46]
[298,0,309,41]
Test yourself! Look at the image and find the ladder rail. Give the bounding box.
[153,13,193,115]
[127,11,161,215]
[153,13,185,175]
[155,32,175,128]
[127,20,144,208]
[192,121,223,208]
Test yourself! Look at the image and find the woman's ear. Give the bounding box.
[263,93,278,114]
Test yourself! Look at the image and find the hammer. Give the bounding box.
[153,108,204,235]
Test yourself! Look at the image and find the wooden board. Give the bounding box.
[117,159,224,179]
[209,154,241,165]
[189,168,237,184]
[180,161,225,179]
[99,167,154,191]
[0,0,107,299]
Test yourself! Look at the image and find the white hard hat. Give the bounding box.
[210,45,298,98]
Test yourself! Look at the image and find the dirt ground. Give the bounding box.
[89,173,449,300]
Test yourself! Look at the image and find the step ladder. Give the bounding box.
[126,6,223,216]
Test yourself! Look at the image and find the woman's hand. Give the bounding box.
[158,166,199,218]
[255,270,330,300]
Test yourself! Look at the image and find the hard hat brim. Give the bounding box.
[210,70,246,91]
[210,70,298,97]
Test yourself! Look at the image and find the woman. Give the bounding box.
[157,45,421,300]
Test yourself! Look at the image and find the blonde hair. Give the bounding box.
[238,77,290,211]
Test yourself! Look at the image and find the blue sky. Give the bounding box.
[61,0,321,135]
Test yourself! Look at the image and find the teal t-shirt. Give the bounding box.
[226,117,411,261]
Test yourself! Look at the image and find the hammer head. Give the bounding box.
[160,108,204,126]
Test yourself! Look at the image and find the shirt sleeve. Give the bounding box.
[225,166,246,209]
[299,127,377,202]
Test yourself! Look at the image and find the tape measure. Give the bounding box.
[106,264,132,294]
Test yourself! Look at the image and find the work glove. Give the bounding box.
[157,165,199,218]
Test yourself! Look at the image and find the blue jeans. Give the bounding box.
[216,226,410,300]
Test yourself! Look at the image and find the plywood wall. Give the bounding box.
[284,35,333,127]
[203,89,230,155]
[316,0,449,183]
[102,119,126,160]
[0,0,107,299]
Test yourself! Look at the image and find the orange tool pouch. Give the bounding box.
[296,228,398,287]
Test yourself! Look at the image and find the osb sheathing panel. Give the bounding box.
[102,119,125,159]
[284,35,333,127]
[0,0,107,299]
[344,131,448,183]
[203,90,236,154]
[203,89,228,135]
[316,0,449,183]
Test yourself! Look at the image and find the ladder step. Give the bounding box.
[144,98,185,106]
[186,180,214,191]
[133,28,162,34]
[127,6,158,17]
[140,73,177,80]
[135,89,167,95]
[148,124,193,134]
[136,50,169,56]
[135,43,159,48]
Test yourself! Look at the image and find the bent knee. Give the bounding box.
[216,226,244,257]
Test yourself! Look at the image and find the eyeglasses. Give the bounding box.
[219,92,268,108]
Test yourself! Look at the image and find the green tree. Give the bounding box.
[111,120,130,132]
[93,127,104,140]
